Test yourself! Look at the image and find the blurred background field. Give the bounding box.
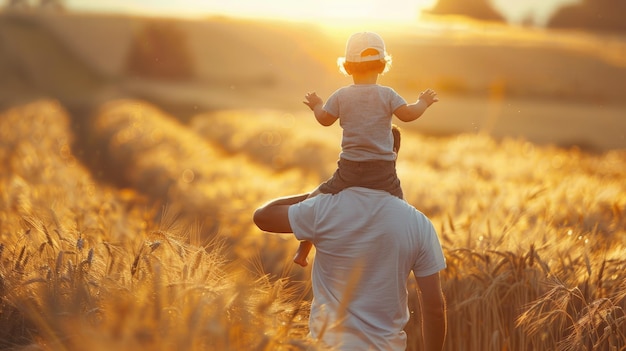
[1,3,625,150]
[0,1,625,350]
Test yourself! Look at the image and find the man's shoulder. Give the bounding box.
[340,186,389,196]
[339,187,410,206]
[315,188,417,212]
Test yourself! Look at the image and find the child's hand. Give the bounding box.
[418,89,439,107]
[303,92,323,111]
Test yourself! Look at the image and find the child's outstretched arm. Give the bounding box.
[394,88,439,122]
[304,92,338,126]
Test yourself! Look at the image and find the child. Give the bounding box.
[295,31,439,266]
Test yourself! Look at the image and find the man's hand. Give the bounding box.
[418,88,439,107]
[303,92,323,111]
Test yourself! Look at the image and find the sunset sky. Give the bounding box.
[48,0,582,25]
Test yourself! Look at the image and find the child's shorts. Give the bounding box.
[317,158,403,199]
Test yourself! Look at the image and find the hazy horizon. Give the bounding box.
[2,0,582,26]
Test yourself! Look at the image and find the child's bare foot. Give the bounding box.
[293,240,313,267]
[293,255,308,267]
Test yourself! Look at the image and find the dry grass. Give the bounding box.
[0,98,624,350]
[0,100,315,350]
[1,9,625,351]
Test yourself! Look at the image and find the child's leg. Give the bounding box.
[293,241,313,267]
[293,163,348,267]
[306,187,322,199]
[293,186,323,267]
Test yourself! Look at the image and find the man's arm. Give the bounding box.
[415,272,447,351]
[253,193,309,233]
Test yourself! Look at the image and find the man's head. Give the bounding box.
[339,32,391,75]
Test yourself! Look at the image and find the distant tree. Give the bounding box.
[548,0,626,32]
[520,13,536,28]
[5,0,30,9]
[4,0,65,11]
[38,0,65,11]
[125,21,195,81]
[424,0,506,22]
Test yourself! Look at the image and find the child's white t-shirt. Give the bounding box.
[324,84,407,162]
[288,187,447,350]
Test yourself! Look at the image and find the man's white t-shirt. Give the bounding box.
[324,84,407,162]
[288,187,446,350]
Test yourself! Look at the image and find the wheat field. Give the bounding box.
[0,98,624,350]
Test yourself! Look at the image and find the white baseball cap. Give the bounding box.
[343,32,387,63]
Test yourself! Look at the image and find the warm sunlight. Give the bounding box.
[64,0,437,23]
[1,0,625,349]
[297,0,438,22]
[60,0,585,27]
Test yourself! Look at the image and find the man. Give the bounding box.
[253,128,447,350]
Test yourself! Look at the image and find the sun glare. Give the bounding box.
[66,0,439,25]
[199,0,437,24]
[315,0,437,22]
